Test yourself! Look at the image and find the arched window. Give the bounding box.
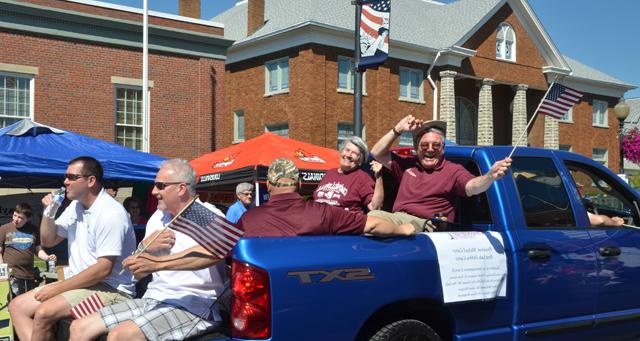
[455,97,477,146]
[496,23,516,61]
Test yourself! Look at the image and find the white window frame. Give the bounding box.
[233,110,245,143]
[337,122,354,149]
[337,56,366,95]
[592,148,608,167]
[114,85,145,151]
[265,122,289,137]
[559,144,572,152]
[0,71,35,128]
[558,107,573,123]
[496,23,516,62]
[398,67,424,103]
[592,99,609,127]
[264,58,289,96]
[399,131,413,147]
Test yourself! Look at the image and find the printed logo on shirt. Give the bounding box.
[212,153,239,168]
[5,231,34,250]
[294,149,326,163]
[315,182,348,206]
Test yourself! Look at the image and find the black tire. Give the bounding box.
[369,319,441,341]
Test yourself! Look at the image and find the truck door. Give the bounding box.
[563,160,640,339]
[509,156,598,340]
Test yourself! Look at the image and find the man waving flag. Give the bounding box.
[359,0,390,70]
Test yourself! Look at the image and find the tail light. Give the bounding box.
[231,260,271,339]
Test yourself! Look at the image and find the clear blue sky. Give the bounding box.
[101,0,640,99]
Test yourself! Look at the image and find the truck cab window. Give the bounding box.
[512,157,576,228]
[564,161,639,227]
[450,158,492,226]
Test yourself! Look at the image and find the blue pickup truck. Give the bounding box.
[214,145,640,341]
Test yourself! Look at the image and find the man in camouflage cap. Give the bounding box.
[239,158,414,237]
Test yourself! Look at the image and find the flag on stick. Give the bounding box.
[70,293,104,319]
[168,201,244,258]
[359,0,390,70]
[539,83,583,119]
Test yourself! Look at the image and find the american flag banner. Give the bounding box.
[359,0,390,70]
[538,83,583,119]
[70,292,104,319]
[169,201,244,258]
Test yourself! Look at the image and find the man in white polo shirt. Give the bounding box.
[9,156,136,341]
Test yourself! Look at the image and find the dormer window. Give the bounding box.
[496,23,515,61]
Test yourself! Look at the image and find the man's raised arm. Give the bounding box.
[371,115,422,167]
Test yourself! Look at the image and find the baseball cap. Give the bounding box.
[412,120,447,147]
[267,158,299,187]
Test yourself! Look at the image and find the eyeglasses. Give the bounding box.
[153,181,189,190]
[239,192,253,196]
[64,173,90,181]
[418,142,444,150]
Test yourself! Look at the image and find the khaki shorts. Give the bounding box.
[37,282,131,307]
[368,210,434,233]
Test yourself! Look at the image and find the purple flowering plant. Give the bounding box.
[622,127,640,164]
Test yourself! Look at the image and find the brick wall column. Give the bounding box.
[544,115,559,149]
[477,78,494,146]
[511,84,528,146]
[439,70,457,142]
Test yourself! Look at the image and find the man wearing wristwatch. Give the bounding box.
[69,158,227,341]
[10,156,136,341]
[368,115,512,233]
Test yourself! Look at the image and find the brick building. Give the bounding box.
[0,0,232,159]
[213,0,636,172]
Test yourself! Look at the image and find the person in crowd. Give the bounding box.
[9,156,136,341]
[104,181,118,198]
[0,203,56,297]
[239,158,415,237]
[69,159,227,341]
[314,136,383,214]
[368,115,512,233]
[123,196,148,225]
[226,182,254,223]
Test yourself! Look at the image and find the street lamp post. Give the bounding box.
[614,99,630,175]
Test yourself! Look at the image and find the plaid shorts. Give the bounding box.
[99,298,220,341]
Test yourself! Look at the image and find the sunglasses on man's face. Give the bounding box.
[64,173,90,181]
[153,181,189,190]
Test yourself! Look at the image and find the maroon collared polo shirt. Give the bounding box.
[239,192,367,237]
[390,153,475,221]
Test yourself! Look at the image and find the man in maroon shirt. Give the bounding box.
[239,158,415,238]
[369,115,511,233]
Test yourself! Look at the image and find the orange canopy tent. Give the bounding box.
[190,133,340,202]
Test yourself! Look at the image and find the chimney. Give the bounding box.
[247,0,265,35]
[179,0,201,19]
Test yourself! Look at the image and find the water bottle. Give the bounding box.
[47,258,56,273]
[43,187,66,219]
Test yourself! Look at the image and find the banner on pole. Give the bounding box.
[359,0,390,70]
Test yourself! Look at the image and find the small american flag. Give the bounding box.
[538,83,583,119]
[169,201,243,258]
[70,293,104,319]
[359,0,390,70]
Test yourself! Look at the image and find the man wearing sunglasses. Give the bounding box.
[369,115,512,233]
[10,156,136,341]
[69,159,227,341]
[226,182,254,223]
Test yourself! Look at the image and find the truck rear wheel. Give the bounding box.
[369,319,441,341]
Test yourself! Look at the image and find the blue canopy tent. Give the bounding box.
[0,119,165,188]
